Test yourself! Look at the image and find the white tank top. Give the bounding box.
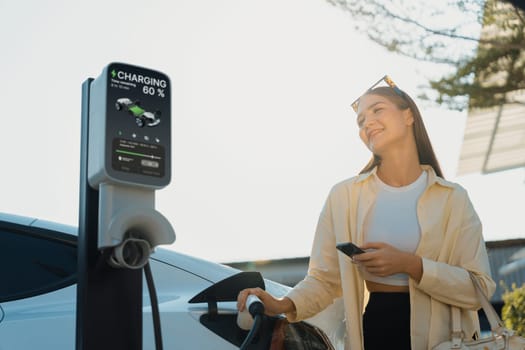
[360,171,427,286]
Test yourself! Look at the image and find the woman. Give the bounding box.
[237,76,496,349]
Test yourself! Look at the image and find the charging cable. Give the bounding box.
[238,295,265,350]
[144,262,163,350]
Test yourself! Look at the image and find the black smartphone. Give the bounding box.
[336,242,365,257]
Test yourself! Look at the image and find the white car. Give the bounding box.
[0,212,346,349]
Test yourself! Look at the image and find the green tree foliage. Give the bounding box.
[502,283,525,336]
[327,0,525,111]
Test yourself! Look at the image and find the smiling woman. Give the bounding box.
[237,75,496,350]
[355,76,443,180]
[357,94,414,156]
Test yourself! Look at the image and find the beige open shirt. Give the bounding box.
[285,165,496,349]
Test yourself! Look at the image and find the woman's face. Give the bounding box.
[356,93,414,154]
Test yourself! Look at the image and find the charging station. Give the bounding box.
[76,63,175,350]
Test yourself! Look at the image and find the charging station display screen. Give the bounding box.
[104,63,171,186]
[112,138,165,177]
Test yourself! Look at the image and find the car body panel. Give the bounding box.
[0,213,345,349]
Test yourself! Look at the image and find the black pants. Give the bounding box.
[363,292,411,350]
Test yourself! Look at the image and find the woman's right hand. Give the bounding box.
[236,287,296,316]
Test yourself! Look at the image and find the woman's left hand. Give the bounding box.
[352,242,422,281]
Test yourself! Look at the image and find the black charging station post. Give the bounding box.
[76,77,144,350]
[76,63,175,350]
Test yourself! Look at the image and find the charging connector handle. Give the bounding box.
[246,295,265,317]
[238,295,265,349]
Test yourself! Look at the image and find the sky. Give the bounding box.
[1,0,524,263]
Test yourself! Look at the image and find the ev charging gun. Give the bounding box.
[237,295,265,350]
[237,294,265,330]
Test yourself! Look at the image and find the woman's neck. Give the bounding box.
[376,158,422,187]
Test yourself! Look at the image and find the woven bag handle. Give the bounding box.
[450,273,503,338]
[469,273,504,332]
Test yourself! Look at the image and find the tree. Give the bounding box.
[327,0,525,111]
[502,283,525,337]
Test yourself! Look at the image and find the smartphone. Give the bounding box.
[336,242,365,257]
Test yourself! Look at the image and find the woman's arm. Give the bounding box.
[237,185,345,322]
[414,188,496,309]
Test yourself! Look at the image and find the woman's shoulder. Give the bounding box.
[425,170,473,205]
[330,174,363,191]
[326,173,372,200]
[433,176,465,192]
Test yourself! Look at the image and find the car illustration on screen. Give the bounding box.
[115,98,161,128]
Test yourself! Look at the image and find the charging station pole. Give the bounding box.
[76,63,175,350]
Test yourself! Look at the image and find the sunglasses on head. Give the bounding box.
[351,75,405,113]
